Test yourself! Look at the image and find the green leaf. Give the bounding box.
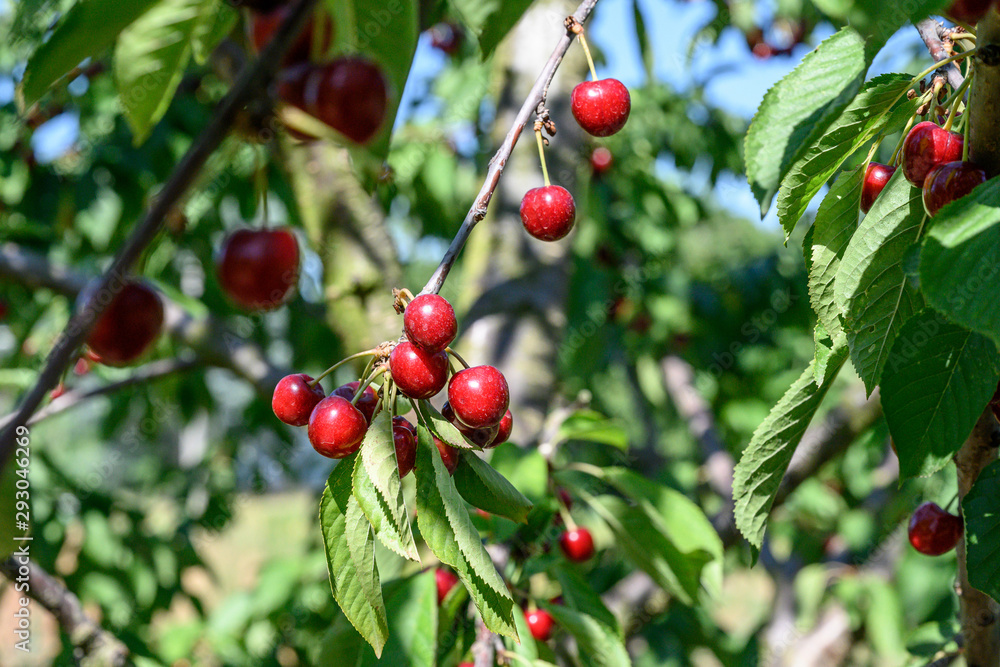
[807,166,863,341]
[19,0,160,108]
[777,74,914,234]
[353,411,419,561]
[419,402,479,450]
[810,0,950,54]
[359,571,438,667]
[448,0,534,58]
[541,603,631,667]
[920,176,1000,348]
[320,454,389,656]
[964,459,1000,604]
[553,565,621,634]
[882,310,1000,478]
[814,321,848,386]
[835,169,926,393]
[733,343,848,558]
[453,453,533,523]
[114,0,219,145]
[414,426,518,640]
[555,410,628,450]
[191,1,237,64]
[744,27,868,220]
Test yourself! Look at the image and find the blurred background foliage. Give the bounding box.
[0,0,967,664]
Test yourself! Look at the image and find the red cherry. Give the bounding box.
[278,58,388,144]
[570,79,631,137]
[403,294,457,354]
[559,528,595,562]
[860,162,896,214]
[448,366,509,429]
[84,280,164,366]
[389,341,449,399]
[590,147,613,175]
[249,5,334,65]
[901,121,964,186]
[442,401,499,447]
[947,0,994,24]
[307,396,368,459]
[435,568,459,604]
[272,373,325,426]
[331,381,379,424]
[524,608,555,641]
[429,23,463,55]
[393,415,417,436]
[908,502,963,555]
[486,409,513,448]
[217,228,299,310]
[922,160,987,216]
[434,436,460,474]
[393,423,416,478]
[458,663,474,667]
[520,185,576,242]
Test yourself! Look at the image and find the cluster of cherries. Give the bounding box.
[519,39,631,243]
[272,292,514,474]
[862,120,987,218]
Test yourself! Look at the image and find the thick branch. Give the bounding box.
[0,0,320,472]
[917,18,966,90]
[0,556,129,666]
[969,10,1000,175]
[419,0,600,296]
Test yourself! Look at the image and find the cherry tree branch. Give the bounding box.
[917,18,966,90]
[419,0,600,296]
[0,556,129,666]
[0,0,320,473]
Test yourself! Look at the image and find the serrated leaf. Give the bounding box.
[414,426,518,640]
[882,310,1000,478]
[453,453,533,523]
[745,27,868,219]
[835,170,926,393]
[554,565,621,634]
[353,412,419,561]
[555,410,629,450]
[807,167,862,341]
[777,74,914,234]
[965,460,1000,604]
[19,0,160,109]
[920,177,1000,348]
[541,603,631,667]
[359,571,438,667]
[320,454,389,656]
[733,344,848,559]
[114,0,217,145]
[419,402,479,450]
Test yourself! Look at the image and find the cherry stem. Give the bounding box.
[943,72,973,132]
[445,347,471,370]
[535,127,551,187]
[255,159,270,228]
[309,349,378,387]
[417,0,601,297]
[577,32,599,81]
[889,114,916,166]
[353,366,387,405]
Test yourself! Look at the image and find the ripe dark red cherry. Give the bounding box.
[435,436,460,474]
[84,280,164,366]
[947,0,994,24]
[908,502,963,555]
[520,186,576,242]
[436,568,459,604]
[278,58,388,144]
[570,79,631,137]
[922,161,987,216]
[902,121,964,186]
[272,373,325,426]
[448,366,509,429]
[331,381,379,424]
[217,228,299,310]
[486,409,513,447]
[442,402,500,447]
[559,528,595,562]
[307,396,368,459]
[861,162,896,214]
[403,294,457,354]
[393,423,416,478]
[250,5,334,65]
[389,341,449,399]
[524,608,555,641]
[590,147,613,175]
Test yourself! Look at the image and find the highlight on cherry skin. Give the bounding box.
[520,185,577,242]
[908,501,963,556]
[525,608,555,641]
[901,121,964,187]
[571,78,631,137]
[559,527,596,562]
[860,162,896,214]
[403,293,457,354]
[448,365,510,429]
[272,373,325,426]
[306,395,369,459]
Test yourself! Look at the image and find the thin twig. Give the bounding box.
[0,556,129,666]
[419,0,601,296]
[917,18,966,90]
[0,0,320,472]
